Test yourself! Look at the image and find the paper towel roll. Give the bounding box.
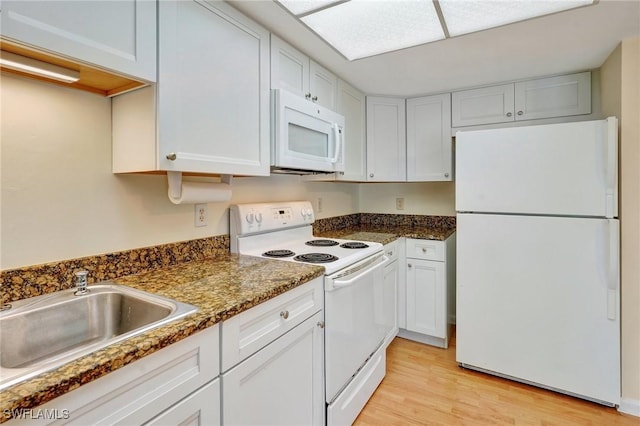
[167,171,232,204]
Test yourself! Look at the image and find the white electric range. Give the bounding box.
[230,201,392,425]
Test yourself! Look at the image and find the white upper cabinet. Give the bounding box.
[271,34,337,110]
[452,72,591,127]
[366,96,406,182]
[0,0,156,82]
[113,0,270,176]
[336,80,367,181]
[514,72,591,120]
[406,93,452,181]
[452,84,514,127]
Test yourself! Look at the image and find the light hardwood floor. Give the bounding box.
[354,334,637,425]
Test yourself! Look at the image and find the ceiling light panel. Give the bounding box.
[301,0,445,60]
[439,0,595,37]
[278,0,342,16]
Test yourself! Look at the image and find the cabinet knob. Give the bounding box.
[317,321,325,329]
[312,96,318,102]
[166,152,177,161]
[305,93,311,100]
[506,112,513,117]
[517,110,524,116]
[387,251,393,256]
[280,310,290,320]
[444,173,449,178]
[408,263,412,268]
[422,247,427,253]
[369,173,374,178]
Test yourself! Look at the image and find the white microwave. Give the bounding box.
[271,89,345,173]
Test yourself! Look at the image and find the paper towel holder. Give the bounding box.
[167,171,233,204]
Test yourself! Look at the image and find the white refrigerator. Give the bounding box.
[455,117,620,406]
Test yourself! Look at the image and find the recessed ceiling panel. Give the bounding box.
[300,0,445,60]
[440,0,595,37]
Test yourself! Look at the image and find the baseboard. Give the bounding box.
[618,398,640,417]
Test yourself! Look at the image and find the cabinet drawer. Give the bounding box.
[221,277,324,372]
[406,238,445,261]
[384,240,400,263]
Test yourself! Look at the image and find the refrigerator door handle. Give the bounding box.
[605,117,618,219]
[606,219,620,321]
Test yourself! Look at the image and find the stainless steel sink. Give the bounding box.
[0,283,198,390]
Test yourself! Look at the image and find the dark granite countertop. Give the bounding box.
[316,224,456,244]
[0,254,324,420]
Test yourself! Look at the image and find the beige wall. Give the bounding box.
[0,74,359,270]
[601,37,640,410]
[358,182,455,215]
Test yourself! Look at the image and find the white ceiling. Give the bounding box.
[229,0,640,97]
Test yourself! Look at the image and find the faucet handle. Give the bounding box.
[74,270,89,295]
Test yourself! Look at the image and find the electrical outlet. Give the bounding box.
[195,204,207,227]
[317,197,323,213]
[396,197,405,210]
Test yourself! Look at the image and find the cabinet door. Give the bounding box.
[222,311,325,426]
[0,0,156,82]
[157,0,270,175]
[336,80,367,181]
[146,379,220,426]
[406,93,452,181]
[270,34,309,97]
[514,72,591,120]
[406,259,446,338]
[366,96,406,181]
[309,60,338,110]
[382,260,399,347]
[452,84,514,127]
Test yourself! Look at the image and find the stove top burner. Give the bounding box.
[263,249,295,258]
[340,242,369,249]
[305,239,339,247]
[294,253,339,263]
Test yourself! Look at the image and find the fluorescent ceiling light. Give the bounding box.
[0,51,80,83]
[301,0,445,60]
[276,0,596,60]
[439,0,595,37]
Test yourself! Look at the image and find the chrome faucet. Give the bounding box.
[74,270,89,295]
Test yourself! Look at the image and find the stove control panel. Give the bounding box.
[230,201,315,236]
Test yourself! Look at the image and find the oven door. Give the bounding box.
[324,252,390,403]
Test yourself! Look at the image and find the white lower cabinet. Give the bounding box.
[222,311,325,426]
[146,379,220,426]
[399,234,456,348]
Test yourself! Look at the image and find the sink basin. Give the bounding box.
[0,283,198,390]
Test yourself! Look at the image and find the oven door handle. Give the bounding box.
[327,255,388,291]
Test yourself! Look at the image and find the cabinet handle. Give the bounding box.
[517,110,524,116]
[280,310,290,319]
[166,153,177,161]
[408,263,412,268]
[369,173,374,178]
[387,251,393,256]
[312,96,318,102]
[506,112,513,117]
[422,247,427,253]
[305,93,311,100]
[317,321,325,328]
[444,173,449,178]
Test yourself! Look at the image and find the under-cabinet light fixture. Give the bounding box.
[276,0,596,60]
[0,51,80,83]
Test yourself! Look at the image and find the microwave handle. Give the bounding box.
[331,124,342,163]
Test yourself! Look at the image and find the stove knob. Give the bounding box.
[255,212,263,223]
[246,213,254,224]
